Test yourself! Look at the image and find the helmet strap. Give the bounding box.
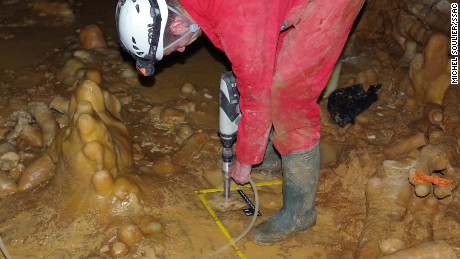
[167,6,199,32]
[163,6,200,51]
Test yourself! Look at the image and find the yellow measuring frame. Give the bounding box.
[194,180,282,258]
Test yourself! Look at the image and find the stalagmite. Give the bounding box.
[406,85,460,199]
[396,33,451,110]
[408,144,458,198]
[357,160,413,258]
[79,24,107,50]
[384,132,427,158]
[442,86,460,131]
[70,80,106,114]
[402,40,417,61]
[407,34,450,106]
[28,102,60,147]
[426,125,444,145]
[85,69,103,85]
[431,147,459,200]
[57,58,86,86]
[91,170,114,197]
[402,0,450,34]
[43,78,140,215]
[426,105,443,124]
[117,223,143,246]
[17,152,56,191]
[395,10,433,47]
[102,90,123,121]
[323,60,343,98]
[112,176,140,201]
[50,96,70,116]
[67,80,133,170]
[18,124,43,148]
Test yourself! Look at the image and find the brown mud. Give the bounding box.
[0,0,459,258]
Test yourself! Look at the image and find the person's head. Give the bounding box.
[116,0,202,76]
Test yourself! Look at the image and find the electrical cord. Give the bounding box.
[0,236,12,259]
[204,179,259,258]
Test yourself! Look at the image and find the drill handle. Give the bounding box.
[219,71,241,137]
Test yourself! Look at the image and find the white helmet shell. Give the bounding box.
[116,0,168,62]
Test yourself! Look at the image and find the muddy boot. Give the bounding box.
[253,142,282,174]
[251,142,320,244]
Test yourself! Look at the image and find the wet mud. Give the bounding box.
[0,0,459,258]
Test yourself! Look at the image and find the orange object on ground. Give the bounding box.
[413,170,455,186]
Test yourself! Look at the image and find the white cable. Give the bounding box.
[0,236,12,259]
[204,179,259,258]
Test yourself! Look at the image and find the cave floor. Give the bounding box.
[0,0,459,259]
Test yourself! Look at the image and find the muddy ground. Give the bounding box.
[0,0,459,258]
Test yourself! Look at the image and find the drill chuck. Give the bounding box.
[222,146,233,162]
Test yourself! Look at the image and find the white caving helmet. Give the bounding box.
[116,0,200,76]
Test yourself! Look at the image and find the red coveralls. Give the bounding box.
[179,0,365,165]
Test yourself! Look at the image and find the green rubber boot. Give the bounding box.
[253,142,282,174]
[251,142,320,244]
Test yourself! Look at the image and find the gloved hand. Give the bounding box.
[230,159,252,184]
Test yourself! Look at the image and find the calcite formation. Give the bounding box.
[360,0,452,110]
[0,79,139,211]
[357,160,412,258]
[401,85,460,200]
[408,145,459,199]
[79,24,108,50]
[28,101,60,147]
[393,0,451,109]
[0,76,149,257]
[402,34,451,110]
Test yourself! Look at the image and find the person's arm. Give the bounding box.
[215,1,282,165]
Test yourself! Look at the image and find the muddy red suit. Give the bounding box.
[179,0,365,165]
